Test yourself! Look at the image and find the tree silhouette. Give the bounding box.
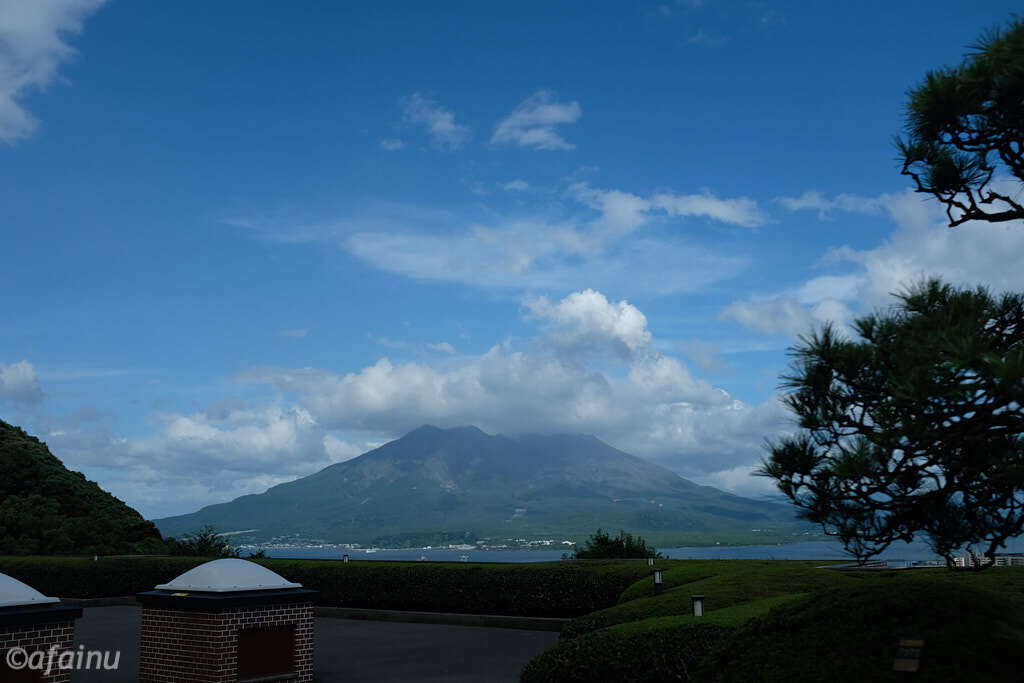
[760,280,1024,569]
[897,18,1024,227]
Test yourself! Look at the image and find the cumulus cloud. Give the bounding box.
[491,90,581,151]
[677,339,724,374]
[238,290,781,492]
[727,189,1024,338]
[524,289,652,359]
[0,360,44,405]
[0,0,107,143]
[26,290,799,515]
[402,92,471,151]
[40,401,385,518]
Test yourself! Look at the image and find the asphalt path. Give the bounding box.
[66,606,558,682]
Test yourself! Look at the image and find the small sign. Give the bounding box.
[893,637,924,672]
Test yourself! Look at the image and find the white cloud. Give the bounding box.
[721,296,854,337]
[573,182,766,231]
[699,463,778,498]
[240,289,780,484]
[491,90,581,151]
[727,188,1024,338]
[776,190,884,219]
[500,179,529,191]
[524,289,652,359]
[34,402,351,518]
[402,92,471,151]
[228,179,762,293]
[650,190,765,228]
[427,341,456,354]
[0,360,44,405]
[379,138,404,151]
[0,0,107,143]
[342,181,760,292]
[23,290,798,518]
[346,224,747,293]
[677,339,724,374]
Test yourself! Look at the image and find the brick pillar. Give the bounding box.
[1,615,80,683]
[138,601,315,683]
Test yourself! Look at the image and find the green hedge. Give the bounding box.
[563,560,845,640]
[0,556,207,598]
[521,616,731,682]
[698,579,1024,682]
[0,556,650,617]
[256,559,648,617]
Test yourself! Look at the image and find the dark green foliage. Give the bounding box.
[699,579,1024,682]
[523,562,1024,682]
[259,559,648,617]
[165,525,239,557]
[0,556,648,617]
[897,18,1024,226]
[573,529,662,559]
[0,556,208,598]
[521,619,730,683]
[0,420,162,555]
[563,560,840,640]
[760,279,1024,567]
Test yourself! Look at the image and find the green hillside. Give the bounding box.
[0,420,162,554]
[156,425,811,546]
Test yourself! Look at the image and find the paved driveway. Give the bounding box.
[69,606,558,682]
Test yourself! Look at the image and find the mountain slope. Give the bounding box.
[155,425,806,546]
[0,420,162,554]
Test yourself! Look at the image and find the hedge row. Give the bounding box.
[524,576,1024,682]
[0,556,652,618]
[521,617,731,682]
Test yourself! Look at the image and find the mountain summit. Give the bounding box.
[154,425,805,546]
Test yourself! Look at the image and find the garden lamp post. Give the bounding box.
[653,570,663,595]
[691,594,704,617]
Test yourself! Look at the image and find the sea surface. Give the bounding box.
[259,538,1024,563]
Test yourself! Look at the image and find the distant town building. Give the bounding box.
[994,553,1024,567]
[953,552,1024,568]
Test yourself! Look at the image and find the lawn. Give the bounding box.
[523,560,1024,682]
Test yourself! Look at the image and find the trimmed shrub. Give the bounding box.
[565,560,845,640]
[522,616,731,682]
[0,556,649,617]
[0,556,206,597]
[699,579,1024,682]
[256,559,648,616]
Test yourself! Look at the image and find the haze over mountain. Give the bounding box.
[155,425,808,547]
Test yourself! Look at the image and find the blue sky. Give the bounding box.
[2,0,1023,519]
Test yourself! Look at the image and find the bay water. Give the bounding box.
[261,538,1024,563]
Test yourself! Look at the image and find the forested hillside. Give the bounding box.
[0,420,162,554]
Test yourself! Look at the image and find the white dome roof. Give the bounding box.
[155,559,302,592]
[0,573,60,608]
